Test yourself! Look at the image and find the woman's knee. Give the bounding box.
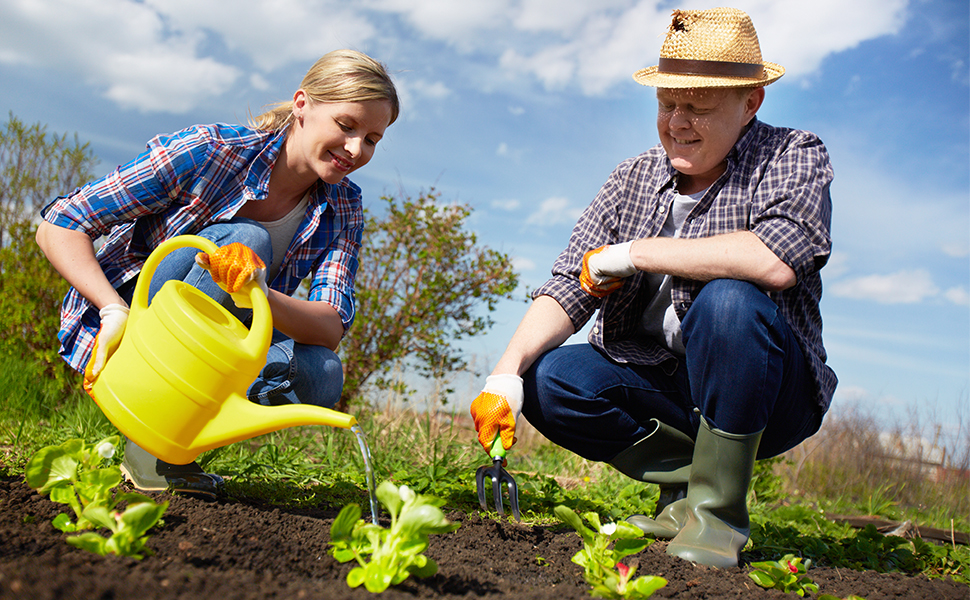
[197,219,272,264]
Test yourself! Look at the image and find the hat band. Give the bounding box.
[658,57,764,79]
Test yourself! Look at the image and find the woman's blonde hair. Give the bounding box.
[250,49,399,131]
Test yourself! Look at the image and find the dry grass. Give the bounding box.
[780,404,970,531]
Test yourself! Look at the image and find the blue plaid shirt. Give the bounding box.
[534,119,837,412]
[41,123,364,372]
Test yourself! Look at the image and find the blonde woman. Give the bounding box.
[36,49,399,499]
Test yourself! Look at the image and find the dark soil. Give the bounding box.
[0,473,965,600]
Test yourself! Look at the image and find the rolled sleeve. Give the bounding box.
[750,131,834,282]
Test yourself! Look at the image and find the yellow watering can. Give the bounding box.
[88,234,357,466]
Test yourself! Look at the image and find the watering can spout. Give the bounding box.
[191,399,358,459]
[87,234,359,466]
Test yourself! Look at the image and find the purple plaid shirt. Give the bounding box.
[534,119,837,412]
[41,123,364,372]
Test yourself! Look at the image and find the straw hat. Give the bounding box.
[633,8,784,88]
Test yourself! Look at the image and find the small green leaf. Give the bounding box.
[330,503,362,541]
[749,570,777,588]
[51,513,75,532]
[614,538,652,560]
[49,485,77,507]
[409,556,438,579]
[363,561,394,593]
[118,501,168,537]
[376,481,402,517]
[82,505,115,531]
[631,575,668,597]
[66,532,109,555]
[346,567,366,588]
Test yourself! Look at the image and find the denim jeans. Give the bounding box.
[522,279,822,463]
[117,219,343,408]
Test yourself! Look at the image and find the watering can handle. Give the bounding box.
[131,235,272,357]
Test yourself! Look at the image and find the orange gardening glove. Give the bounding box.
[469,374,523,455]
[194,242,268,308]
[580,241,636,297]
[82,303,129,391]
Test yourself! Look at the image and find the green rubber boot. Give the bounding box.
[666,418,763,569]
[120,439,224,501]
[609,419,694,538]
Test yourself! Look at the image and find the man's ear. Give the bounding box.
[744,86,766,123]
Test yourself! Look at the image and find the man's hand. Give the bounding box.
[469,374,524,454]
[580,241,636,297]
[195,243,268,308]
[83,303,129,388]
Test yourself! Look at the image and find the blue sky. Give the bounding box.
[2,0,967,444]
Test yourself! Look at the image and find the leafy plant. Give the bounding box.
[25,436,168,559]
[748,554,819,596]
[555,505,667,599]
[0,113,96,392]
[329,481,460,593]
[337,189,520,410]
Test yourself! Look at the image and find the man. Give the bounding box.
[470,7,835,569]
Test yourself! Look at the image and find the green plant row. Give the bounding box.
[1,363,966,585]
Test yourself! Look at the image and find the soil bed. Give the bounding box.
[0,473,965,599]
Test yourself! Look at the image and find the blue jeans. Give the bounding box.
[117,219,343,408]
[522,279,822,462]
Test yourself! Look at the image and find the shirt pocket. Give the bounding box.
[696,202,751,236]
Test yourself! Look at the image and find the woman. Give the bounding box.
[36,49,399,499]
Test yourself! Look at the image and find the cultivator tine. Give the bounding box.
[475,464,491,511]
[475,457,521,522]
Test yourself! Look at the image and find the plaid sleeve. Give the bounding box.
[41,127,214,237]
[533,160,636,331]
[749,130,834,283]
[305,189,364,330]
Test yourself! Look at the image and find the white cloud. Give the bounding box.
[526,196,584,226]
[512,256,537,271]
[406,79,452,100]
[142,0,378,72]
[833,385,872,403]
[745,0,909,77]
[944,286,970,306]
[829,269,940,304]
[491,199,521,211]
[0,0,919,114]
[942,241,970,258]
[0,0,240,113]
[367,0,513,51]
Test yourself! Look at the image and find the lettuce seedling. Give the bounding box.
[329,481,460,593]
[25,436,168,559]
[555,505,667,599]
[748,554,820,596]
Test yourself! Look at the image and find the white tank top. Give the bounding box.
[257,192,310,280]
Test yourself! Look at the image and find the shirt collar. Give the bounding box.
[244,126,289,201]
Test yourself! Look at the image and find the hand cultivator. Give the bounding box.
[475,435,520,521]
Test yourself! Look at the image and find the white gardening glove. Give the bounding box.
[469,374,524,454]
[83,303,129,387]
[580,241,636,297]
[194,243,269,309]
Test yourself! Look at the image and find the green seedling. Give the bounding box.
[329,481,460,593]
[25,436,168,559]
[555,505,667,599]
[748,554,820,596]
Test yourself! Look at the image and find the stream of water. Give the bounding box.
[350,424,379,525]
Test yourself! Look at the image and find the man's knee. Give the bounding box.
[682,279,776,343]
